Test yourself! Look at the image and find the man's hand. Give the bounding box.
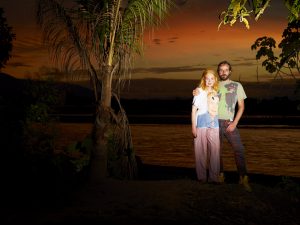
[192,88,200,96]
[226,122,236,132]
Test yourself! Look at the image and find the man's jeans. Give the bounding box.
[219,119,247,176]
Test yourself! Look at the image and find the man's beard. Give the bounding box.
[219,74,230,81]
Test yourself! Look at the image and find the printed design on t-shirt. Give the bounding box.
[207,91,219,127]
[207,91,219,118]
[224,82,238,114]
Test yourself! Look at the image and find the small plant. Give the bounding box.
[23,78,64,123]
[65,136,93,173]
[277,176,300,203]
[107,125,138,179]
[25,103,50,123]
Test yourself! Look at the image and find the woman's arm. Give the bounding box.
[191,105,198,138]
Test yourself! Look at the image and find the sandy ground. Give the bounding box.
[1,123,298,225]
[1,166,299,225]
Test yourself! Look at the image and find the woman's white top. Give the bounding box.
[192,87,207,117]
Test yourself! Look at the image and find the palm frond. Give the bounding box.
[112,0,173,88]
[37,0,174,96]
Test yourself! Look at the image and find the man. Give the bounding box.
[193,61,251,192]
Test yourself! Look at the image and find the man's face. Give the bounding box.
[218,64,231,81]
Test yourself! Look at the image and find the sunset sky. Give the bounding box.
[1,0,291,82]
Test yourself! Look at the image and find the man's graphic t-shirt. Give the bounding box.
[218,80,246,121]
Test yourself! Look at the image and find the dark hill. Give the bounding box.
[0,73,94,105]
[1,74,299,125]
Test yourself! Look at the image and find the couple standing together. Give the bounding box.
[191,60,251,192]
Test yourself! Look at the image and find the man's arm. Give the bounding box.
[226,98,245,132]
[192,88,200,96]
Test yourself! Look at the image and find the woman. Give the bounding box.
[191,69,220,183]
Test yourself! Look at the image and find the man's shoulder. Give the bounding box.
[229,80,242,84]
[219,80,243,85]
[228,80,244,88]
[230,81,247,98]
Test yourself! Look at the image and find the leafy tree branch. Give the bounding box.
[219,0,299,30]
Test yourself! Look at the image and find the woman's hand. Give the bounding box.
[192,126,197,138]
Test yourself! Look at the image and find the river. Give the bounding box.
[56,123,300,178]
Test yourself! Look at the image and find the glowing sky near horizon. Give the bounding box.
[1,0,290,82]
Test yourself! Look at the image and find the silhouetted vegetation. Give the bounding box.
[0,8,15,70]
[53,97,300,125]
[0,74,92,207]
[221,0,300,30]
[36,0,174,181]
[251,19,300,79]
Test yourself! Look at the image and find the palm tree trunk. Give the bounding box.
[90,66,112,182]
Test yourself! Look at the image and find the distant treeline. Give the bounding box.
[120,97,300,116]
[1,73,299,125]
[57,96,300,117]
[54,96,300,125]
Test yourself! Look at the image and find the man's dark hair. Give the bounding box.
[217,60,232,72]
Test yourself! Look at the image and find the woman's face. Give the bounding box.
[205,73,216,88]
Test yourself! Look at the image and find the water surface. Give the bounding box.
[56,123,300,178]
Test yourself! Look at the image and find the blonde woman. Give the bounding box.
[191,69,220,183]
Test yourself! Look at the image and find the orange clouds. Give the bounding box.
[2,0,292,82]
[134,1,290,81]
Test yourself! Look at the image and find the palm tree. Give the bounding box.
[36,0,173,182]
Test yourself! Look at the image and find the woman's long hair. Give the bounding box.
[199,69,219,92]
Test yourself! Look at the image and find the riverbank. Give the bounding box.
[2,122,299,225]
[53,114,300,126]
[1,164,299,225]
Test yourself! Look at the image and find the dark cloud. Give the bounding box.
[11,54,22,58]
[175,0,189,6]
[232,57,256,62]
[14,38,43,49]
[209,58,256,67]
[153,38,161,45]
[232,62,257,67]
[153,37,179,44]
[10,36,46,57]
[225,57,257,66]
[168,37,179,43]
[8,62,31,68]
[133,65,206,74]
